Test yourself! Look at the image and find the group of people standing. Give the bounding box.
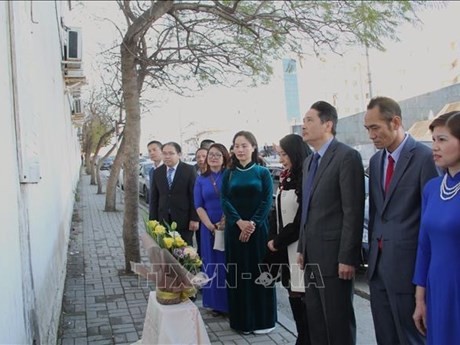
[146,96,460,345]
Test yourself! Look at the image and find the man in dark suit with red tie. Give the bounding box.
[149,142,199,245]
[364,97,438,345]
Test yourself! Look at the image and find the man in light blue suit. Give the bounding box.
[364,97,438,345]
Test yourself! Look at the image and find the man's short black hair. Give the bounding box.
[162,142,182,154]
[367,97,402,123]
[310,100,338,136]
[147,140,162,148]
[200,139,215,149]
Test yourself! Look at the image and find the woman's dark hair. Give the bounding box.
[202,143,230,176]
[447,112,460,141]
[279,134,312,179]
[229,130,259,168]
[430,111,460,141]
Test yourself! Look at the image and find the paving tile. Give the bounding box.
[74,337,88,345]
[61,337,74,345]
[125,332,139,342]
[57,175,296,345]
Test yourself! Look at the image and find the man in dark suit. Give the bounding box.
[364,97,438,345]
[149,142,199,245]
[147,140,163,202]
[297,101,365,345]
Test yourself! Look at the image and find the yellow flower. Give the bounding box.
[174,237,187,247]
[148,220,159,230]
[154,225,166,235]
[163,237,174,249]
[170,221,177,231]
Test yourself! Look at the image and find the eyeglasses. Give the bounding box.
[208,153,223,158]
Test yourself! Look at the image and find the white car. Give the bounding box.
[139,161,154,202]
[118,157,151,190]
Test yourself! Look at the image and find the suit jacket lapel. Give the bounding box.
[169,162,181,190]
[382,136,415,213]
[311,139,337,195]
[159,165,168,190]
[376,150,385,203]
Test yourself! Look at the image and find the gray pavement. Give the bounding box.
[57,173,376,345]
[58,174,297,344]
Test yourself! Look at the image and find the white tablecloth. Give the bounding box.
[140,291,210,345]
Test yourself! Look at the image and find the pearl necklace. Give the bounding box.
[440,173,460,200]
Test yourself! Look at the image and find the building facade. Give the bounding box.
[0,1,82,343]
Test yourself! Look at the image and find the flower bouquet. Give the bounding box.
[132,219,207,305]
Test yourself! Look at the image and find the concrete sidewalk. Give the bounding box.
[57,174,297,345]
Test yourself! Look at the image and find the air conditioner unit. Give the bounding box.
[73,99,82,114]
[65,69,84,78]
[65,27,82,61]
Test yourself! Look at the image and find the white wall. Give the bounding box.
[0,1,81,343]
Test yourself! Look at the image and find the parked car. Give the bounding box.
[117,157,151,190]
[139,161,153,202]
[261,156,283,196]
[361,174,370,266]
[118,166,124,190]
[183,153,197,166]
[100,156,114,170]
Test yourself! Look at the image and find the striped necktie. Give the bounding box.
[167,167,174,189]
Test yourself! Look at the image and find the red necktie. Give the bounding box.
[384,155,394,195]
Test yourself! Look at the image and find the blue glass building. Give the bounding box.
[282,58,301,125]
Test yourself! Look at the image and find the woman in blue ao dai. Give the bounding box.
[413,112,460,344]
[194,143,230,314]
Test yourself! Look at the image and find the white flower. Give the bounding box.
[169,231,182,238]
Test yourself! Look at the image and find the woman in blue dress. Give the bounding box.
[221,131,276,335]
[413,111,460,344]
[194,143,230,314]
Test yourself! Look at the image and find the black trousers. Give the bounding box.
[304,274,356,345]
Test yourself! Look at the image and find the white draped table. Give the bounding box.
[139,291,210,345]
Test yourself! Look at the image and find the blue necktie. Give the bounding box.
[301,153,320,227]
[167,168,174,189]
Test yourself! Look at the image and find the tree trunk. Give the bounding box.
[94,129,116,194]
[118,0,175,273]
[84,145,92,175]
[121,40,141,272]
[96,161,103,193]
[105,136,126,211]
[90,156,97,185]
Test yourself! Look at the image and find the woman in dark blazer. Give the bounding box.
[267,134,311,345]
